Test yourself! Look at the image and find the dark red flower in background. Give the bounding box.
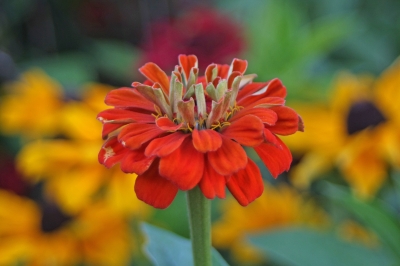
[140,8,245,72]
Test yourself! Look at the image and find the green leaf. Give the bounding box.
[90,39,140,83]
[320,183,400,261]
[141,223,229,266]
[249,227,394,266]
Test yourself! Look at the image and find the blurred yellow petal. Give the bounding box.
[374,57,400,124]
[0,69,64,138]
[0,190,131,265]
[338,128,388,198]
[46,167,105,215]
[60,102,103,141]
[106,169,151,216]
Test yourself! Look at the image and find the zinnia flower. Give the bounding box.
[98,55,303,208]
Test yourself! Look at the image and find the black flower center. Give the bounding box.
[346,100,386,135]
[40,201,72,232]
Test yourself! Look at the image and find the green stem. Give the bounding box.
[186,186,212,266]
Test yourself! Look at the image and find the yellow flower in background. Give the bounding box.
[0,189,131,266]
[16,80,150,216]
[212,183,327,263]
[284,58,400,198]
[0,69,64,138]
[374,58,400,167]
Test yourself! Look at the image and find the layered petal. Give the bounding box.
[139,63,170,95]
[97,109,154,124]
[156,117,183,131]
[98,136,128,167]
[254,137,292,178]
[159,137,204,190]
[192,129,222,152]
[231,107,277,125]
[135,161,178,209]
[267,106,300,135]
[226,158,264,206]
[199,158,226,199]
[120,148,155,174]
[118,124,164,150]
[208,136,248,176]
[179,54,198,80]
[237,79,286,107]
[145,132,189,157]
[105,88,154,110]
[221,115,264,147]
[102,123,125,140]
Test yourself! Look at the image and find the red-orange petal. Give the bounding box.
[226,158,264,206]
[198,158,226,199]
[105,88,154,111]
[263,78,287,98]
[205,64,217,84]
[159,137,204,190]
[102,123,125,140]
[230,107,277,125]
[179,54,198,80]
[267,106,299,135]
[237,79,286,107]
[230,58,248,75]
[227,71,241,89]
[118,123,164,150]
[217,64,230,79]
[135,160,178,209]
[145,132,189,157]
[237,82,268,101]
[254,137,292,178]
[192,129,222,153]
[121,148,155,174]
[156,117,183,131]
[263,128,280,146]
[208,136,248,176]
[139,63,170,95]
[98,136,128,167]
[221,115,264,147]
[97,109,154,124]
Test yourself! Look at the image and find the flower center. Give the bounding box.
[346,100,386,135]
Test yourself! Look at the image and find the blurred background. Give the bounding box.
[0,0,400,265]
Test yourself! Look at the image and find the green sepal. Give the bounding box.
[194,83,207,119]
[177,98,196,126]
[229,75,242,107]
[206,83,217,102]
[136,84,172,118]
[215,80,227,102]
[206,97,225,128]
[169,74,183,116]
[186,67,199,93]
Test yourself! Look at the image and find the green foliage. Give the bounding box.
[89,39,140,84]
[141,223,229,266]
[248,227,394,266]
[321,182,400,263]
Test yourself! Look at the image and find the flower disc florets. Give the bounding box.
[97,55,303,208]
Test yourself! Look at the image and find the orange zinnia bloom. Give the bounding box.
[98,55,303,208]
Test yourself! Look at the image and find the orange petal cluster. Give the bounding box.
[98,55,303,208]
